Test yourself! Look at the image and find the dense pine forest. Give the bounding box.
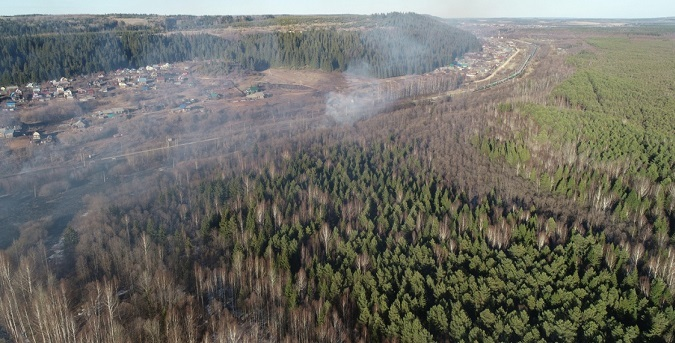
[1,14,675,343]
[4,140,673,342]
[0,12,479,84]
[478,36,675,267]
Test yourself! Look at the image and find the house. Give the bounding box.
[64,89,73,99]
[246,92,266,100]
[6,101,16,109]
[98,108,124,117]
[10,89,22,100]
[138,77,148,84]
[33,132,41,141]
[73,119,88,129]
[39,90,51,101]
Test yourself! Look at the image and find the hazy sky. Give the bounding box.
[5,0,674,18]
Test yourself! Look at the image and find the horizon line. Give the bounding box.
[1,13,674,21]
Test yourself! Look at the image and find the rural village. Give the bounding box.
[0,33,522,152]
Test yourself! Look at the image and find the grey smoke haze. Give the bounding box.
[325,62,387,125]
[324,28,436,124]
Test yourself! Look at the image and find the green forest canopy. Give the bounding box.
[481,37,674,243]
[5,140,670,342]
[0,12,480,84]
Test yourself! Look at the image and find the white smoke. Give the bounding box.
[325,62,389,125]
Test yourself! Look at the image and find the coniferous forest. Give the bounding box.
[0,12,479,84]
[1,13,675,343]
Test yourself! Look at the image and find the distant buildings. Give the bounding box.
[93,108,125,119]
[73,118,90,129]
[246,92,266,100]
[1,128,14,139]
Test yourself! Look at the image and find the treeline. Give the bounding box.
[164,15,276,31]
[235,13,480,77]
[0,16,152,36]
[0,12,480,84]
[0,32,231,85]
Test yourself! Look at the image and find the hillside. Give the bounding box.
[0,13,480,84]
[0,17,674,342]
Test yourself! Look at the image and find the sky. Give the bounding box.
[5,0,674,18]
